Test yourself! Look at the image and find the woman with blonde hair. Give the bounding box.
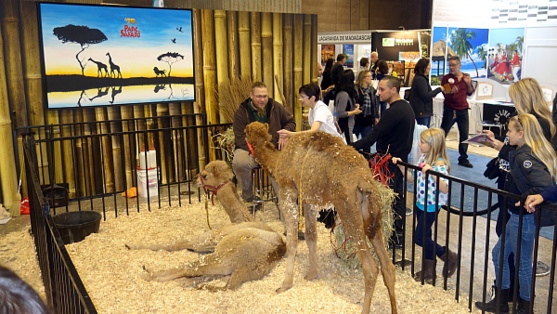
[509,77,555,139]
[476,113,556,314]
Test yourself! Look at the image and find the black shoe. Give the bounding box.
[458,159,473,168]
[475,286,510,313]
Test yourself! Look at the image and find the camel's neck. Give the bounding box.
[253,141,279,174]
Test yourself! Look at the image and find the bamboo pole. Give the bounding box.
[95,107,114,193]
[310,14,318,84]
[2,0,28,130]
[193,9,208,168]
[303,15,312,86]
[227,11,239,80]
[272,13,283,104]
[0,22,19,213]
[283,15,294,114]
[250,12,262,82]
[120,105,134,189]
[80,108,97,196]
[156,104,169,184]
[261,12,273,98]
[293,15,303,131]
[20,1,44,127]
[107,106,124,192]
[201,9,218,125]
[169,103,183,182]
[214,10,229,123]
[238,11,251,80]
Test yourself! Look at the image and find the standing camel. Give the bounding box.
[244,122,397,314]
[88,58,108,77]
[106,52,122,78]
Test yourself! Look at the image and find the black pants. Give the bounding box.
[441,105,470,162]
[388,162,406,243]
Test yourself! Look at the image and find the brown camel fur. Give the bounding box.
[244,122,397,314]
[197,160,253,223]
[141,226,286,291]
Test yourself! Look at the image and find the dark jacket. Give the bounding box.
[330,62,344,86]
[409,73,442,118]
[505,144,555,214]
[233,98,296,151]
[351,99,415,161]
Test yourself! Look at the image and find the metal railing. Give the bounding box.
[396,160,556,314]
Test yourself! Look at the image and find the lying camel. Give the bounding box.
[130,160,285,290]
[244,122,397,314]
[142,226,286,290]
[197,160,254,223]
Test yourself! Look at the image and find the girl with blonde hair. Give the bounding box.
[476,113,556,313]
[393,128,455,283]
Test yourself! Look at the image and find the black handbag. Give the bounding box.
[483,157,500,180]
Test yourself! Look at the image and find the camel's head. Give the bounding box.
[196,160,234,187]
[244,122,272,148]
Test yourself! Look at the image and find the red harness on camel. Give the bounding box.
[199,175,229,205]
[367,153,395,187]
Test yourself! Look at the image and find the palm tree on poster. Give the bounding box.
[515,36,524,53]
[477,45,488,69]
[450,28,479,77]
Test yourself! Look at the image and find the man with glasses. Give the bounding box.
[232,81,296,202]
[441,56,476,168]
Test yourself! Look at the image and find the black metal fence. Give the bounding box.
[21,114,231,313]
[396,161,556,314]
[23,135,97,314]
[20,116,556,312]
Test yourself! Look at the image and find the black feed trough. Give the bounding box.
[53,211,102,244]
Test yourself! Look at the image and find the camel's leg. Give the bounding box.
[303,203,318,280]
[126,230,219,253]
[338,203,380,314]
[277,188,299,293]
[144,256,234,282]
[370,228,398,314]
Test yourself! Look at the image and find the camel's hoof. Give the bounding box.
[276,285,292,294]
[305,272,317,281]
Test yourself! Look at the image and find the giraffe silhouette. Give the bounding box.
[109,86,123,104]
[89,87,110,101]
[106,52,122,78]
[88,58,108,77]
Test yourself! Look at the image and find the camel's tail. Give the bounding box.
[358,181,383,240]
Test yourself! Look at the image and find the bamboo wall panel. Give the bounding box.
[201,9,219,124]
[261,13,273,98]
[237,12,251,80]
[0,22,19,212]
[272,13,284,105]
[283,15,294,114]
[293,15,304,131]
[250,12,262,82]
[226,11,239,81]
[214,10,229,123]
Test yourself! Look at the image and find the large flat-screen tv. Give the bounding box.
[37,2,195,109]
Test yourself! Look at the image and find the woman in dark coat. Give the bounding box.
[409,58,442,127]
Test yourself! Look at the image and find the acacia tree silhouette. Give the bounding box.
[157,52,184,77]
[53,24,107,75]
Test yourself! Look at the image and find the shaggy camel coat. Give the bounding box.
[244,122,397,314]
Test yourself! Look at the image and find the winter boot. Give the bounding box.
[515,298,532,314]
[475,286,510,313]
[440,247,458,278]
[413,259,436,283]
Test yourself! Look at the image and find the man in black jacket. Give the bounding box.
[330,53,347,87]
[351,76,415,248]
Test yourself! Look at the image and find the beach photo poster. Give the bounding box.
[343,44,354,68]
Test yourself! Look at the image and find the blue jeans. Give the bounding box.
[440,106,470,162]
[492,212,535,301]
[414,209,446,260]
[416,117,431,128]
